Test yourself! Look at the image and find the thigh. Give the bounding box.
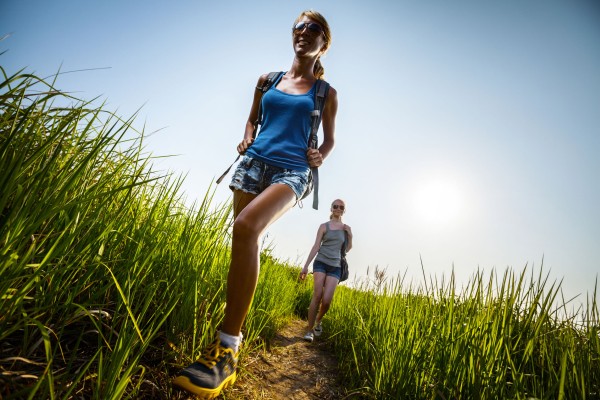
[312,271,327,296]
[270,167,311,200]
[321,275,339,303]
[233,190,257,218]
[234,183,296,236]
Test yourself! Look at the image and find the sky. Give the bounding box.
[2,0,599,308]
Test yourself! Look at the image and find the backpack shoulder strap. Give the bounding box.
[260,71,284,91]
[216,71,283,185]
[309,79,330,148]
[254,71,284,132]
[308,79,330,210]
[341,230,348,255]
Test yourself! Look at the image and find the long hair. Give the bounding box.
[293,10,331,79]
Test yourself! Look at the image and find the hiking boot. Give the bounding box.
[172,338,238,399]
[314,322,323,337]
[303,331,314,342]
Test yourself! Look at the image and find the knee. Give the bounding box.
[321,299,332,310]
[312,288,324,301]
[232,215,260,243]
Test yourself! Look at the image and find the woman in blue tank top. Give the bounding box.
[299,199,353,342]
[174,10,339,398]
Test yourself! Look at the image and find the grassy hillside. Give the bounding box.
[0,67,312,399]
[1,67,598,399]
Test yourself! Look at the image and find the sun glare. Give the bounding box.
[413,178,463,226]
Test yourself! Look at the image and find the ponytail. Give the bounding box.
[314,58,325,80]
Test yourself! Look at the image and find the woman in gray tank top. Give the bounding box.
[300,199,353,342]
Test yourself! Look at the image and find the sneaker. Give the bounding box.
[303,331,314,342]
[314,322,323,337]
[173,338,238,399]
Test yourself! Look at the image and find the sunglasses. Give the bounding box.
[332,204,345,210]
[293,21,324,35]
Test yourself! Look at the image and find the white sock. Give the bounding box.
[219,331,242,353]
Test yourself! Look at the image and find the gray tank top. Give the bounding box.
[315,222,345,267]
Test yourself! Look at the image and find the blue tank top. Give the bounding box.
[246,73,315,171]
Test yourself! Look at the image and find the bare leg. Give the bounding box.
[221,184,296,336]
[307,272,326,330]
[315,275,339,323]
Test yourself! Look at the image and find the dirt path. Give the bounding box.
[225,319,349,399]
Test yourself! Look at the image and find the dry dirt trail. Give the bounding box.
[225,318,353,399]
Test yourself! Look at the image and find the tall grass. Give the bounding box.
[4,65,598,399]
[0,67,305,399]
[326,266,599,399]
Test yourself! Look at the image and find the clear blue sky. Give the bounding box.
[3,0,599,306]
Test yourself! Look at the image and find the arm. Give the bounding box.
[237,74,270,155]
[307,86,338,167]
[344,224,353,252]
[299,223,327,280]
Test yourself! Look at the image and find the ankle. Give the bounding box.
[218,331,243,353]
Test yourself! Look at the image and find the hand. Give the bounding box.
[306,148,323,168]
[237,138,254,155]
[299,267,309,281]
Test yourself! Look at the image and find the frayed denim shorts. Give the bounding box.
[313,260,342,280]
[229,155,312,200]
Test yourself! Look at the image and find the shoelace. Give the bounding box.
[197,340,227,368]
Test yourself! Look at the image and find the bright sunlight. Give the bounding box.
[413,178,463,227]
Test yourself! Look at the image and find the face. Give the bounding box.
[292,17,326,57]
[331,201,345,214]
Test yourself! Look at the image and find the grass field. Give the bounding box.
[1,67,598,399]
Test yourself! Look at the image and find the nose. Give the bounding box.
[297,26,310,36]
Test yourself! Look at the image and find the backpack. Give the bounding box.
[217,71,330,210]
[339,230,349,282]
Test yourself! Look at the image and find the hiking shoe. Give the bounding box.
[314,322,323,337]
[303,331,314,342]
[173,338,238,399]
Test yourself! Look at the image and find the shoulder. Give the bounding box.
[255,72,281,89]
[315,223,328,237]
[256,73,270,88]
[318,80,336,96]
[323,85,338,105]
[318,222,330,232]
[326,85,337,97]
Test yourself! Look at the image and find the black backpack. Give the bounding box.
[217,71,330,210]
[339,230,349,282]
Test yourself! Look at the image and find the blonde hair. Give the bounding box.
[293,10,331,79]
[329,199,345,220]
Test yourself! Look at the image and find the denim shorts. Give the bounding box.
[229,155,312,200]
[313,260,341,280]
